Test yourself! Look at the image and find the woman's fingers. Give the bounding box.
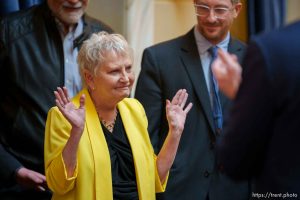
[179,91,188,109]
[57,87,69,104]
[184,102,193,114]
[171,89,182,105]
[169,89,193,114]
[171,89,188,105]
[62,86,70,101]
[54,87,70,110]
[54,91,64,109]
[176,91,193,115]
[79,94,85,109]
[172,89,190,108]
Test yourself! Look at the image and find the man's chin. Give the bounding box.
[60,14,83,25]
[203,32,222,43]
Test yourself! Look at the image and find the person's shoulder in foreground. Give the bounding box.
[216,21,300,195]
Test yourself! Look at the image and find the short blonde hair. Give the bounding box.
[77,31,133,86]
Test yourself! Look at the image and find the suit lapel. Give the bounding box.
[180,30,215,132]
[228,37,245,63]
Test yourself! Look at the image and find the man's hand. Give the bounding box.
[15,167,47,191]
[212,49,242,99]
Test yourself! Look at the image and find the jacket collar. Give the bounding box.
[41,1,94,50]
[72,88,113,197]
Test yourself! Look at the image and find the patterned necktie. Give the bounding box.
[209,46,223,133]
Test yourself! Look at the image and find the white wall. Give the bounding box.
[85,0,300,95]
[154,0,196,44]
[86,0,126,35]
[286,0,300,24]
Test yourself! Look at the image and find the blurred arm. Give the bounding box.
[212,49,242,99]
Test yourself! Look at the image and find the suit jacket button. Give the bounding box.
[204,170,210,178]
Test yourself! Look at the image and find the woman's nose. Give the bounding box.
[120,70,129,82]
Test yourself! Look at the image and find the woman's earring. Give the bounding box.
[88,86,95,92]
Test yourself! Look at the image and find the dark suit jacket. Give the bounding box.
[217,21,300,197]
[135,28,250,200]
[0,2,112,199]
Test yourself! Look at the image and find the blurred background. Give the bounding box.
[84,0,299,43]
[1,0,299,90]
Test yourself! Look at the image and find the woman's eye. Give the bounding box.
[126,66,132,72]
[110,70,119,74]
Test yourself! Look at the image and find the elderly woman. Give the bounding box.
[44,32,192,200]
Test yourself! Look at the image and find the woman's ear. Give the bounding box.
[83,69,95,91]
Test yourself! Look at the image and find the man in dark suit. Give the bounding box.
[135,0,250,199]
[0,0,112,199]
[214,21,300,198]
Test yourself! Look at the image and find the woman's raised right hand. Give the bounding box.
[54,87,86,133]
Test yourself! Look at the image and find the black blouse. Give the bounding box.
[101,112,139,200]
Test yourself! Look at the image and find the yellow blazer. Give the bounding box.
[44,88,167,200]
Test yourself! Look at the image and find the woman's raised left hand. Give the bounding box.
[166,89,193,138]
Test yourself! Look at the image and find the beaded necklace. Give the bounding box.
[99,110,118,133]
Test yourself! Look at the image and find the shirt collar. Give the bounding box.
[194,26,230,54]
[55,17,84,39]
